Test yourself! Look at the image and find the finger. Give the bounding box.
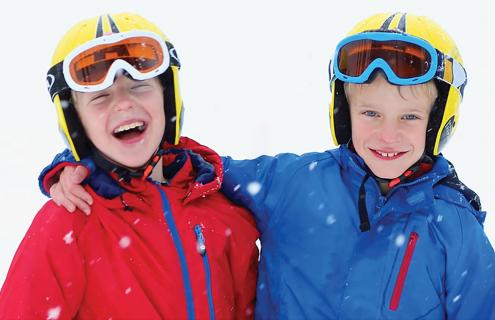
[54,182,76,213]
[72,166,89,184]
[63,188,91,215]
[59,197,76,213]
[68,184,94,206]
[50,184,65,208]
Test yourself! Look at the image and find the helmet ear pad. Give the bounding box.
[425,80,449,156]
[59,90,93,159]
[332,79,352,145]
[159,68,181,145]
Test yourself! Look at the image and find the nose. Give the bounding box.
[378,119,401,144]
[111,88,135,112]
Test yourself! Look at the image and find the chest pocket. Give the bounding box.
[389,231,419,311]
[383,230,444,319]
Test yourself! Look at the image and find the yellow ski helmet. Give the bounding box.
[329,12,467,156]
[46,13,183,161]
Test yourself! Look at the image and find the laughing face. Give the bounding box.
[346,74,437,179]
[73,75,165,169]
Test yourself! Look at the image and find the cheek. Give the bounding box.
[351,118,371,144]
[78,110,107,140]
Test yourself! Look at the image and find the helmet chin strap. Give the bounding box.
[379,154,434,189]
[91,145,164,182]
[348,142,434,189]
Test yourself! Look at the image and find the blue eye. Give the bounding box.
[363,111,378,117]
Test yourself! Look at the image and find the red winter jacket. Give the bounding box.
[0,137,259,319]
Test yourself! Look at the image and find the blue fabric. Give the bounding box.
[38,148,123,199]
[163,149,215,184]
[222,145,495,319]
[39,148,216,199]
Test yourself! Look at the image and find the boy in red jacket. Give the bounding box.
[0,12,259,319]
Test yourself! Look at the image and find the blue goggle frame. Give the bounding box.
[330,31,462,86]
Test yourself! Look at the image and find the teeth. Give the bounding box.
[114,121,144,134]
[377,151,399,158]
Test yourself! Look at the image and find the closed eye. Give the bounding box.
[402,114,420,120]
[90,94,109,103]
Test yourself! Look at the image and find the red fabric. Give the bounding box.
[0,137,259,319]
[43,161,82,194]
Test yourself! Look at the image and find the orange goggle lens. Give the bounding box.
[337,39,432,79]
[68,36,164,86]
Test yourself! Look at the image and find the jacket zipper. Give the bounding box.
[389,231,419,311]
[155,185,196,320]
[194,224,215,320]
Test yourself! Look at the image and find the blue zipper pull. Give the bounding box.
[194,225,206,256]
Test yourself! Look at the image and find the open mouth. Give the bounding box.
[113,121,146,140]
[370,149,407,160]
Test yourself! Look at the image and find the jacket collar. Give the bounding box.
[90,137,223,204]
[332,145,454,231]
[335,144,452,191]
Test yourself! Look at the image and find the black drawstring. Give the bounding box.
[358,174,371,232]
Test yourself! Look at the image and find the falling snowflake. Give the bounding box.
[233,184,241,192]
[63,230,74,244]
[247,182,261,196]
[377,225,384,233]
[60,100,70,109]
[308,161,318,171]
[437,215,444,222]
[47,306,61,320]
[133,218,140,225]
[245,307,253,316]
[125,287,132,295]
[225,228,232,237]
[461,270,468,277]
[318,203,325,210]
[395,234,406,247]
[326,215,336,225]
[119,236,131,249]
[452,294,461,303]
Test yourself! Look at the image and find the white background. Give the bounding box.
[1,0,494,285]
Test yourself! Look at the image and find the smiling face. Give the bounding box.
[346,73,437,179]
[73,75,165,169]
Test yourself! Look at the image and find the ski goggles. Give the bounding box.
[330,32,467,87]
[48,30,177,97]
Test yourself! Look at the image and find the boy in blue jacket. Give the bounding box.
[38,12,495,319]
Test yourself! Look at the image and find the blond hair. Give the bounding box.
[344,72,438,106]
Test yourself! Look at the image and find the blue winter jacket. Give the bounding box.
[222,145,495,319]
[40,145,495,319]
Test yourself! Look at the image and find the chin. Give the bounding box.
[369,166,405,180]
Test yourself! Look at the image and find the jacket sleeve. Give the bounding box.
[38,148,94,197]
[0,201,86,319]
[444,206,495,319]
[221,154,300,232]
[227,206,260,319]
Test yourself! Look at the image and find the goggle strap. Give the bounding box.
[435,52,467,90]
[47,62,70,100]
[166,42,181,68]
